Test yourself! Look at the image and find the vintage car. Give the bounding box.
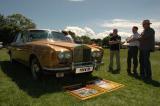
[8,29,104,79]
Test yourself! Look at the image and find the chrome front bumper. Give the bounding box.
[43,61,104,72]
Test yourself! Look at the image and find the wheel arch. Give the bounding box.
[29,54,39,66]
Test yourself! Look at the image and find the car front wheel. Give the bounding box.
[30,58,42,80]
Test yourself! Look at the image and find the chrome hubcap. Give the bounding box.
[31,62,40,79]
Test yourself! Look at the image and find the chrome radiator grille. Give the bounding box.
[73,46,91,63]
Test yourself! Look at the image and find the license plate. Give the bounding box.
[76,67,93,74]
[56,73,64,78]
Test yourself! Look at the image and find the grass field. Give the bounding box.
[0,48,160,106]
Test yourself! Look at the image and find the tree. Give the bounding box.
[7,13,36,31]
[102,35,111,48]
[0,13,36,45]
[0,14,6,26]
[81,35,91,44]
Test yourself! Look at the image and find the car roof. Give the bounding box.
[28,29,62,33]
[28,29,51,32]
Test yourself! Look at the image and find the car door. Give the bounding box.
[10,33,24,61]
[17,31,31,65]
[11,32,28,63]
[19,32,32,64]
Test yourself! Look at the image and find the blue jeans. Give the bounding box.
[139,49,152,79]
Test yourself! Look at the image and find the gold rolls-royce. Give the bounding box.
[8,29,104,79]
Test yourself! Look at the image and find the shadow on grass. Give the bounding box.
[107,68,160,87]
[144,80,160,87]
[128,74,160,87]
[0,61,100,98]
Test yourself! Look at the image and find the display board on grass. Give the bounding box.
[64,79,124,100]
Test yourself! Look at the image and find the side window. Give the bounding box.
[22,32,29,43]
[15,32,29,43]
[15,33,23,43]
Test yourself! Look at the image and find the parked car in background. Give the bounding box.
[8,29,104,79]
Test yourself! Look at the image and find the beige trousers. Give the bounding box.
[109,50,120,69]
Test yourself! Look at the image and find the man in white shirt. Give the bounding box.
[68,31,74,43]
[62,31,74,43]
[66,34,74,43]
[126,26,140,76]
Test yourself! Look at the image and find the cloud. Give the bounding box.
[100,19,160,41]
[84,27,96,36]
[64,26,96,38]
[63,19,160,41]
[68,0,85,2]
[101,19,141,30]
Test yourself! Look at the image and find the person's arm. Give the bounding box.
[126,34,140,43]
[126,36,132,43]
[109,36,122,44]
[138,30,155,41]
[108,36,114,45]
[127,38,137,43]
[117,36,125,44]
[117,36,122,44]
[109,41,119,44]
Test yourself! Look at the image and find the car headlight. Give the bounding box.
[58,52,65,59]
[58,52,71,59]
[92,52,97,57]
[92,51,102,57]
[96,52,102,57]
[64,52,71,59]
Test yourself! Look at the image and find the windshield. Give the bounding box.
[28,30,71,42]
[51,31,68,42]
[29,30,49,40]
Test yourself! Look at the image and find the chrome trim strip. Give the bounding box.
[75,65,94,68]
[74,61,93,65]
[43,65,94,71]
[43,67,71,71]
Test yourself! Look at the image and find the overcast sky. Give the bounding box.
[0,0,160,41]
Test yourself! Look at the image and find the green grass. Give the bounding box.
[0,48,160,106]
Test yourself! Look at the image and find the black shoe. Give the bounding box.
[145,77,152,81]
[133,71,138,76]
[144,78,152,83]
[140,75,146,80]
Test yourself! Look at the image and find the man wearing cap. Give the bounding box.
[134,20,155,81]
